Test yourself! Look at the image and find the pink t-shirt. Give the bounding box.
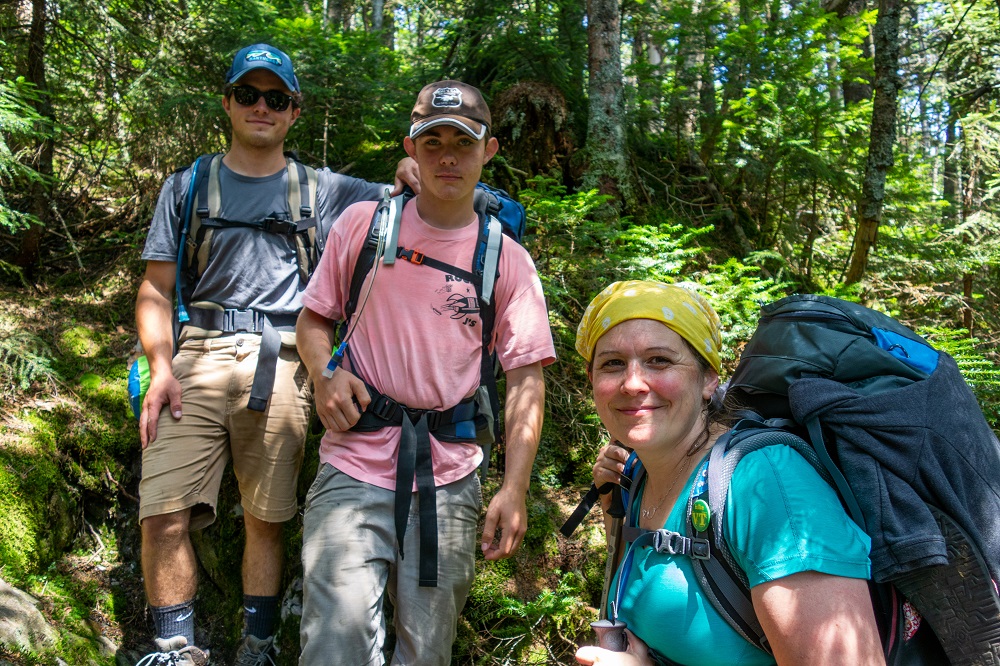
[302,199,556,490]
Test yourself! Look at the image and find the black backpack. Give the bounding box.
[717,294,1000,664]
[565,294,1000,665]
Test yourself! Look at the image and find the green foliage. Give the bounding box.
[520,179,618,482]
[460,570,594,665]
[0,315,58,397]
[696,258,791,365]
[0,72,48,233]
[609,221,711,281]
[0,432,75,581]
[920,327,1000,427]
[278,19,407,176]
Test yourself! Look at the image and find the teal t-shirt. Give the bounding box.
[608,443,872,666]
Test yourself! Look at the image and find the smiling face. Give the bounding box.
[589,318,719,455]
[403,125,499,204]
[222,69,300,151]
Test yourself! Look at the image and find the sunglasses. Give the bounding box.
[231,85,295,112]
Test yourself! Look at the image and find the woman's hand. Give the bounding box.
[575,629,654,665]
[593,441,630,512]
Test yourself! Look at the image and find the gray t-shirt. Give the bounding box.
[142,160,386,317]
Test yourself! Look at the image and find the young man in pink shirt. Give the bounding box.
[296,80,556,665]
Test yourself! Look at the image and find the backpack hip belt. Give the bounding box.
[185,305,297,412]
[350,378,483,588]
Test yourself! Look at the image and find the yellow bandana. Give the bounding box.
[575,280,722,373]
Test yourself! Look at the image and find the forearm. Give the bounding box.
[500,362,544,495]
[136,262,177,379]
[295,307,338,379]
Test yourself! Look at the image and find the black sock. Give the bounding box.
[151,599,196,647]
[242,594,280,639]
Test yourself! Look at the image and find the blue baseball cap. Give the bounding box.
[226,43,300,93]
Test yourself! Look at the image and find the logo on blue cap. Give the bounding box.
[245,49,282,67]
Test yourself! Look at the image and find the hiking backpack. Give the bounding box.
[127,152,320,418]
[564,294,1000,665]
[172,152,320,302]
[330,182,527,589]
[341,182,527,463]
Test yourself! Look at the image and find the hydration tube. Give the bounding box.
[174,155,204,324]
[322,188,393,378]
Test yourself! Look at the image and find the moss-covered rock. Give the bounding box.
[0,437,78,580]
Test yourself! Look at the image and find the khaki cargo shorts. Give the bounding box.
[138,334,312,530]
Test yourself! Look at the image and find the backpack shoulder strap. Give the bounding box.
[287,157,317,221]
[686,419,833,655]
[287,158,320,283]
[171,165,188,215]
[344,190,399,325]
[173,153,216,325]
[472,189,504,306]
[184,153,223,282]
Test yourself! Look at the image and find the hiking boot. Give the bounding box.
[893,507,1000,666]
[135,636,210,666]
[232,635,275,666]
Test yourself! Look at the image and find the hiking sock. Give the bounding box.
[242,594,280,639]
[151,599,196,647]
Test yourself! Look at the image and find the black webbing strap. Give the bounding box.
[248,321,281,412]
[197,215,318,236]
[559,483,608,537]
[394,247,477,285]
[351,382,479,435]
[349,380,480,587]
[184,306,296,412]
[395,412,438,586]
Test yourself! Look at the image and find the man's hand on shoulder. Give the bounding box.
[140,374,182,449]
[392,157,420,195]
[480,482,528,561]
[313,367,371,432]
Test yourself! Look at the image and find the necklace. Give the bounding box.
[640,454,692,520]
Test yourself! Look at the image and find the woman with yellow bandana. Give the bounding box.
[573,281,883,666]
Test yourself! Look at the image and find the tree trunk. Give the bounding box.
[941,114,958,224]
[327,0,353,31]
[583,0,633,210]
[14,0,53,275]
[963,273,973,335]
[844,0,901,285]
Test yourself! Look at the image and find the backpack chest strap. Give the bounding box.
[394,246,477,285]
[197,215,318,236]
[620,526,711,559]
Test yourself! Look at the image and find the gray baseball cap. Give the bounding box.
[226,43,300,93]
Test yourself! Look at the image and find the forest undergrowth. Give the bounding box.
[1,177,999,665]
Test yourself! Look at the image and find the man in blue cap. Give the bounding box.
[133,43,417,665]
